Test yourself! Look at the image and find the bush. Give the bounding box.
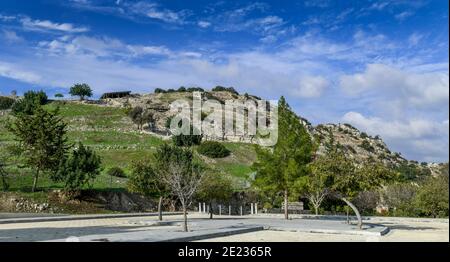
[187,87,204,92]
[11,90,48,115]
[0,96,15,110]
[211,86,239,95]
[154,88,166,93]
[54,142,102,191]
[173,132,202,147]
[107,167,127,178]
[197,141,231,158]
[359,140,375,153]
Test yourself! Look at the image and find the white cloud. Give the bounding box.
[0,62,41,84]
[294,75,330,98]
[395,11,414,21]
[339,64,449,108]
[408,32,423,46]
[20,17,89,33]
[342,111,449,161]
[2,30,23,43]
[0,14,16,21]
[197,21,211,28]
[38,35,172,58]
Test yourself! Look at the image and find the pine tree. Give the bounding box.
[253,96,313,219]
[7,106,69,192]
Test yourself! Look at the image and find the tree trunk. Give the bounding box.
[284,190,289,220]
[314,205,319,215]
[209,201,213,219]
[182,205,188,232]
[158,196,163,221]
[341,197,362,229]
[32,169,39,192]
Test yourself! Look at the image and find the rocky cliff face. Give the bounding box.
[101,90,446,174]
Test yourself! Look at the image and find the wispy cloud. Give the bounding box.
[20,16,89,33]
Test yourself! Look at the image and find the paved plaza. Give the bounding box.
[0,213,447,242]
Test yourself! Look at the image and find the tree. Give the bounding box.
[320,145,396,229]
[69,83,93,101]
[297,158,332,215]
[415,174,449,218]
[128,107,154,130]
[197,173,234,219]
[54,142,102,192]
[0,96,15,110]
[382,182,419,216]
[54,93,64,98]
[154,144,204,231]
[127,159,168,221]
[7,106,69,192]
[11,90,48,115]
[253,96,313,219]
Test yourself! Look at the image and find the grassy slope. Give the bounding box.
[0,101,256,192]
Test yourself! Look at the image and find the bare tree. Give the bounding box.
[155,144,203,232]
[305,189,328,215]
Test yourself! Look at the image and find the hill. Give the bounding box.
[0,90,446,197]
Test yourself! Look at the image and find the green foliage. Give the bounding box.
[196,173,234,203]
[211,86,239,95]
[0,96,15,110]
[395,162,431,181]
[54,93,64,98]
[253,96,313,200]
[197,141,231,158]
[187,87,204,92]
[128,106,154,130]
[7,106,69,191]
[11,90,48,115]
[415,175,449,217]
[127,159,165,197]
[54,142,102,191]
[154,143,203,202]
[316,144,396,200]
[69,83,93,100]
[154,88,166,93]
[383,182,420,217]
[359,140,375,153]
[106,166,127,178]
[360,132,368,139]
[171,121,202,146]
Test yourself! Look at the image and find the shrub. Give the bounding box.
[360,132,368,139]
[173,132,202,146]
[154,88,166,93]
[107,167,127,178]
[177,86,187,92]
[11,90,48,115]
[197,141,231,158]
[0,96,15,110]
[187,87,204,92]
[359,140,375,153]
[54,142,102,191]
[211,86,239,95]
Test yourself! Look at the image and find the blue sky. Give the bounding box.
[0,0,448,162]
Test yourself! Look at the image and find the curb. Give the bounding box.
[160,226,265,242]
[265,225,390,237]
[0,212,182,224]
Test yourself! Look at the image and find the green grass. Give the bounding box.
[1,101,258,193]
